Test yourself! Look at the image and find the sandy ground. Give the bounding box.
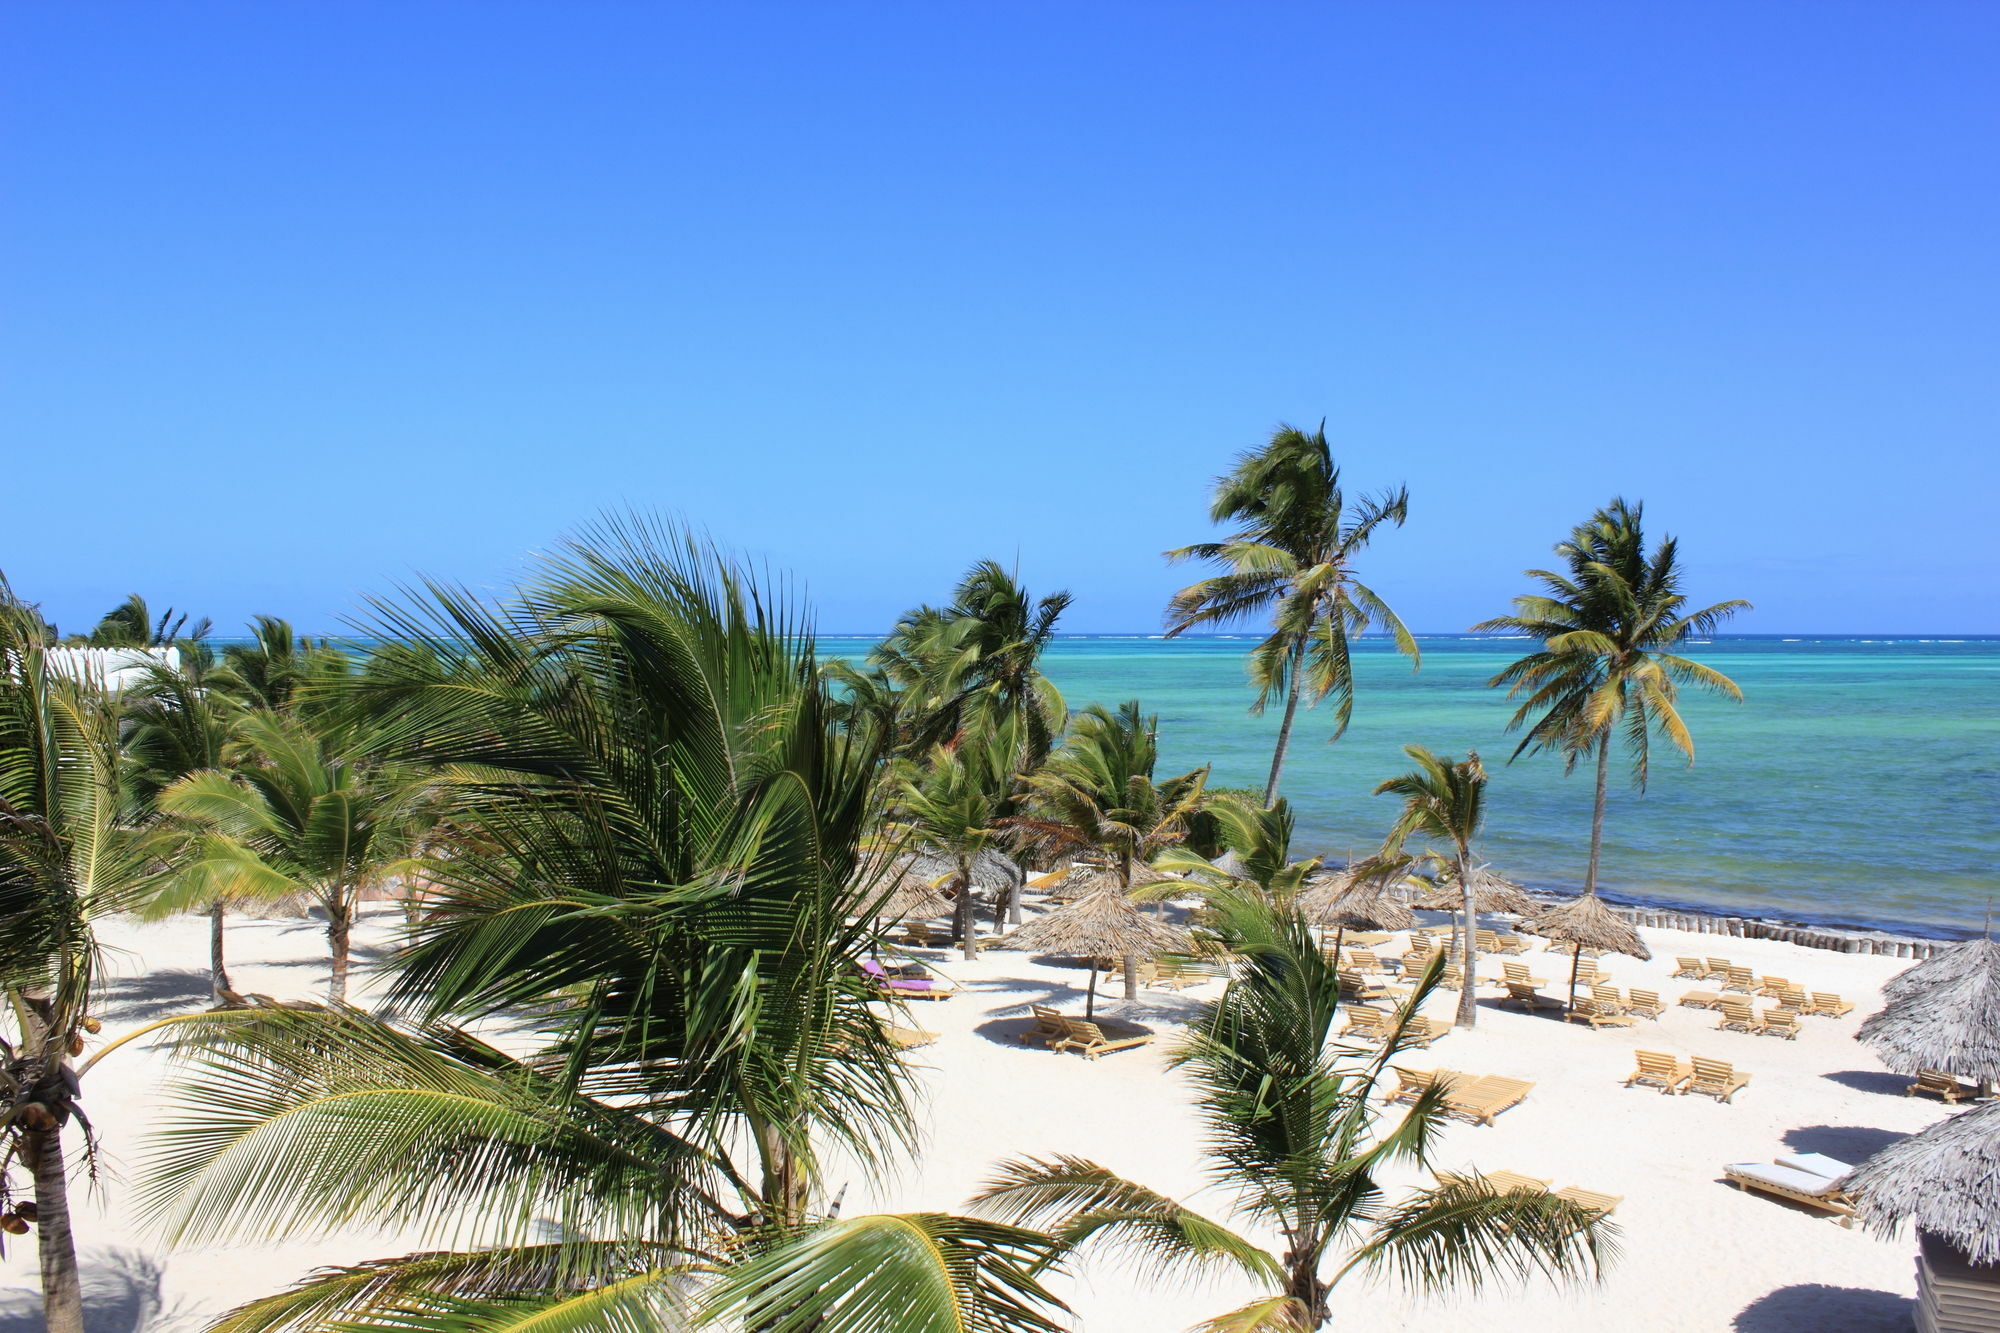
[0,902,1957,1332]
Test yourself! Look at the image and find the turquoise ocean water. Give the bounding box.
[822,635,2000,938]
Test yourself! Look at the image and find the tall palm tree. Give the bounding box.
[76,592,211,648]
[121,658,244,999]
[971,888,1611,1329]
[1373,745,1489,1028]
[157,710,428,1003]
[896,737,1012,960]
[1474,499,1750,899]
[1164,423,1417,804]
[1013,701,1208,892]
[118,519,1071,1332]
[1154,792,1321,902]
[210,615,348,715]
[0,586,171,1333]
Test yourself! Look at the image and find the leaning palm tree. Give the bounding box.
[1372,745,1490,1028]
[157,710,428,1003]
[1164,422,1417,803]
[0,585,172,1333]
[1474,499,1750,899]
[972,888,1612,1329]
[1012,701,1208,892]
[120,518,1073,1333]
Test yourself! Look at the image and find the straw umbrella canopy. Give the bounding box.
[1411,865,1536,917]
[1843,1099,2000,1266]
[1298,874,1418,958]
[998,888,1192,1017]
[878,869,956,923]
[1859,937,2000,1094]
[1047,862,1175,903]
[1526,892,1652,1006]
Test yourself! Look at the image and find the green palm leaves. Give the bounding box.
[1476,499,1749,896]
[972,892,1611,1329]
[1372,746,1488,1027]
[1165,423,1416,804]
[1014,701,1208,887]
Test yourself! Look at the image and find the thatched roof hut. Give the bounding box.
[1412,865,1536,917]
[1298,877,1417,933]
[1844,1100,2000,1265]
[1859,938,2000,1084]
[998,888,1192,1016]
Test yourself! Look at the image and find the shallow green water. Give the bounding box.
[822,635,2000,937]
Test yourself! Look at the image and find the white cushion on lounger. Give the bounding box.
[1727,1163,1844,1197]
[1774,1152,1853,1181]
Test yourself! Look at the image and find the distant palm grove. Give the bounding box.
[0,428,1747,1333]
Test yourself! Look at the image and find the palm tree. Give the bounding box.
[971,888,1611,1329]
[74,592,211,648]
[121,658,244,999]
[1372,745,1489,1028]
[1164,422,1417,804]
[118,519,1071,1332]
[1013,701,1208,893]
[210,614,348,715]
[157,710,428,1003]
[1474,499,1750,900]
[896,737,1012,960]
[0,585,171,1333]
[1154,792,1321,902]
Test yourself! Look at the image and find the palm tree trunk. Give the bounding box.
[24,1122,83,1333]
[1122,954,1139,1001]
[209,900,230,1002]
[1261,640,1308,807]
[957,856,978,962]
[1084,966,1100,1020]
[1455,849,1478,1029]
[1584,741,1610,896]
[327,890,353,1004]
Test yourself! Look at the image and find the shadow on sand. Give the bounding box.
[91,970,214,1024]
[0,1249,191,1333]
[1822,1069,1913,1097]
[1781,1124,1912,1162]
[1731,1283,1911,1332]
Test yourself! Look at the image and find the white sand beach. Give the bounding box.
[0,904,1956,1333]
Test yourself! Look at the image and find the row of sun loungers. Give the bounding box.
[1017,1004,1155,1060]
[1624,1050,1751,1102]
[1383,1067,1537,1125]
[1672,958,1855,1014]
[1339,1005,1451,1048]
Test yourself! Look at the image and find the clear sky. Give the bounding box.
[5,3,1996,636]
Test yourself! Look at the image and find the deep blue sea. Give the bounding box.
[821,635,2000,938]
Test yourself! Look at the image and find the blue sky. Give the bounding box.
[5,3,1996,636]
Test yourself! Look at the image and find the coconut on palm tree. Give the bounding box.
[1164,422,1417,804]
[1475,499,1749,901]
[122,518,1072,1333]
[971,887,1611,1329]
[1372,745,1491,1028]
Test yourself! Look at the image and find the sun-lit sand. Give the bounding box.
[0,901,1956,1332]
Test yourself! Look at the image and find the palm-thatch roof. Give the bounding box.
[998,888,1192,960]
[1883,936,2000,1005]
[904,848,1023,892]
[1411,865,1536,916]
[1526,893,1652,960]
[1858,938,2000,1083]
[877,870,956,921]
[1843,1100,2000,1265]
[1046,862,1177,902]
[1298,877,1418,932]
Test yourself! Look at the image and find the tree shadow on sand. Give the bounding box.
[0,1248,193,1333]
[1782,1124,1912,1162]
[1732,1283,1911,1332]
[91,969,213,1024]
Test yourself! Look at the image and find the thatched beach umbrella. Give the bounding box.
[1860,936,2000,1096]
[1411,866,1536,917]
[879,870,955,923]
[998,888,1192,1017]
[1527,892,1652,1007]
[1844,1099,2000,1275]
[1047,862,1176,903]
[1299,874,1418,958]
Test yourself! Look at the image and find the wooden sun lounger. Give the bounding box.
[1051,1017,1154,1060]
[1754,976,1794,998]
[1342,1006,1447,1048]
[1567,997,1637,1030]
[1623,989,1665,1020]
[1625,1050,1691,1094]
[1017,1004,1070,1048]
[1443,1074,1536,1125]
[1678,990,1724,1010]
[1716,998,1762,1033]
[1705,956,1734,978]
[1808,991,1855,1018]
[1908,1068,1976,1103]
[1437,1168,1553,1194]
[1384,1066,1463,1105]
[1502,981,1558,1012]
[1553,1186,1623,1219]
[1723,1153,1857,1226]
[1502,962,1548,988]
[1721,966,1757,994]
[888,1025,940,1050]
[1756,1007,1802,1040]
[1672,956,1709,979]
[1686,1056,1750,1103]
